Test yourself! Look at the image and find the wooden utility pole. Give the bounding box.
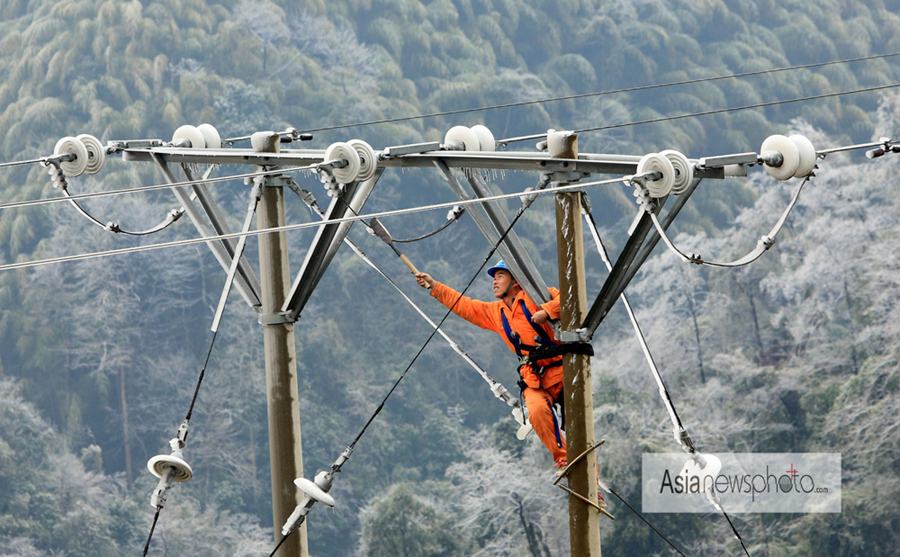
[253,132,308,557]
[551,131,602,556]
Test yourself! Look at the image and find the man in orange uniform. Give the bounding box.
[415,261,567,469]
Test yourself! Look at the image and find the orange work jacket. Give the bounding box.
[430,281,563,389]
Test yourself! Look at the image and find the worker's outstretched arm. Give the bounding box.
[415,272,496,330]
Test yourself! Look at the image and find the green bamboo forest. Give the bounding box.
[1,0,900,555]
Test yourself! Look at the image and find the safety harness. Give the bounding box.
[500,300,594,448]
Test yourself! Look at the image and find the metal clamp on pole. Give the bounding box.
[258,312,294,326]
[558,328,592,343]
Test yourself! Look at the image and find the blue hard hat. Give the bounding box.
[487,260,511,278]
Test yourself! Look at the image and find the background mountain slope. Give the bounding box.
[1,0,899,555]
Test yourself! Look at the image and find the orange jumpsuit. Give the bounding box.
[430,281,567,464]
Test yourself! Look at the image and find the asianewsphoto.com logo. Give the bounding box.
[643,453,841,513]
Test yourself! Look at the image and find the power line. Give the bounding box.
[605,486,686,556]
[501,82,900,143]
[4,81,894,216]
[0,174,626,273]
[224,51,900,140]
[0,164,318,213]
[268,175,539,556]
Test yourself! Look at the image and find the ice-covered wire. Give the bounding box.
[0,162,322,214]
[141,186,262,555]
[223,52,900,141]
[501,82,900,144]
[0,174,626,273]
[142,508,161,557]
[604,485,686,556]
[581,205,688,442]
[296,190,516,404]
[47,163,184,236]
[648,174,812,268]
[265,187,537,557]
[583,201,750,554]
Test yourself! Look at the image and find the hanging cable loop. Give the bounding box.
[392,205,466,243]
[642,173,813,268]
[44,161,185,236]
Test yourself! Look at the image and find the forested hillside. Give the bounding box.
[1,0,899,555]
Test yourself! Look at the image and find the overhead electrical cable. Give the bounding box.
[0,174,628,273]
[604,485,686,556]
[142,181,263,556]
[583,199,751,551]
[651,174,813,267]
[2,81,895,216]
[501,82,900,143]
[0,164,320,213]
[222,51,900,141]
[296,188,521,409]
[267,173,545,555]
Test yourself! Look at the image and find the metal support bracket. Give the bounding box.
[559,328,592,343]
[245,174,294,188]
[258,312,294,326]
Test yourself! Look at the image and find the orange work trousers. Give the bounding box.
[523,382,566,464]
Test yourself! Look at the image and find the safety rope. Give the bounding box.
[647,173,812,268]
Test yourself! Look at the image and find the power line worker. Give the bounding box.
[415,261,568,469]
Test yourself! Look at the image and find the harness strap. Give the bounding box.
[501,300,558,358]
[519,300,556,348]
[527,342,594,365]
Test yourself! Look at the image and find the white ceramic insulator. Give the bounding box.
[789,134,816,177]
[444,125,480,151]
[295,477,335,507]
[75,134,105,175]
[660,149,693,194]
[681,453,722,482]
[147,453,193,483]
[761,134,800,181]
[197,124,222,149]
[54,137,89,177]
[324,142,361,184]
[172,125,206,149]
[637,153,676,197]
[470,125,496,152]
[347,139,377,182]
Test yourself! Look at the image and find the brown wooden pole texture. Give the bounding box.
[258,171,307,557]
[553,132,602,557]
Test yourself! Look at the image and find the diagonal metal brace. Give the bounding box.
[151,153,262,310]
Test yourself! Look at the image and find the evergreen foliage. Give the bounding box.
[0,0,899,555]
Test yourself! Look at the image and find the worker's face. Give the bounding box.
[492,270,517,299]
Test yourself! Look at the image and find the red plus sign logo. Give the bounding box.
[786,463,799,480]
